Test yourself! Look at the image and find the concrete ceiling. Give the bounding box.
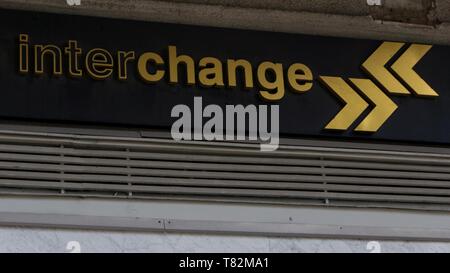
[1,0,450,45]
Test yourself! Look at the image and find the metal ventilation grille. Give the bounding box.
[0,130,449,211]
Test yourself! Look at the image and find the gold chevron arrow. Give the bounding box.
[350,78,398,132]
[362,41,410,95]
[320,76,369,130]
[391,44,438,97]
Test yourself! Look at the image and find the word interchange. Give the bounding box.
[18,34,314,101]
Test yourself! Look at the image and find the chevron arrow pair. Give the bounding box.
[321,41,438,132]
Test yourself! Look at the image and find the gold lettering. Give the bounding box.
[168,45,195,85]
[199,57,224,87]
[18,36,318,101]
[64,40,83,77]
[227,59,253,89]
[19,34,29,74]
[85,48,114,80]
[137,52,165,83]
[288,63,313,93]
[257,61,285,101]
[118,51,135,80]
[35,44,63,76]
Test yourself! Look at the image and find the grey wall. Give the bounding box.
[0,0,450,44]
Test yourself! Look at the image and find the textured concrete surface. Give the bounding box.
[436,0,450,20]
[2,226,450,253]
[168,0,372,15]
[171,0,447,25]
[0,0,449,45]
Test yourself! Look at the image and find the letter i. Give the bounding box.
[19,34,29,74]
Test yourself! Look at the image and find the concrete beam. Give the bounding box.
[0,0,449,45]
[3,196,450,241]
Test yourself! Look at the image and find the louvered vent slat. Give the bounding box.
[0,131,449,211]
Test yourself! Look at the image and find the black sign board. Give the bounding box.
[0,8,449,144]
